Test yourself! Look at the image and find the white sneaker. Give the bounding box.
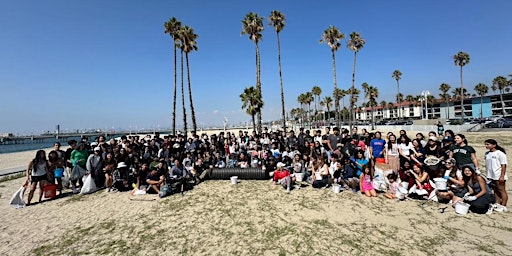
[495,205,508,212]
[486,206,493,215]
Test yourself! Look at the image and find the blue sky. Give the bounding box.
[1,0,511,135]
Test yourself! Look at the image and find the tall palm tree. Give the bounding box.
[333,88,344,123]
[297,94,307,127]
[269,10,287,131]
[426,95,436,119]
[392,70,402,120]
[474,83,489,119]
[492,76,508,116]
[164,17,182,135]
[320,26,345,126]
[439,83,451,119]
[395,93,403,119]
[380,100,387,120]
[311,85,322,122]
[177,37,187,136]
[178,25,199,134]
[304,92,314,128]
[347,32,366,132]
[453,51,470,120]
[366,85,379,130]
[348,87,361,123]
[242,12,264,134]
[240,86,263,132]
[361,82,369,110]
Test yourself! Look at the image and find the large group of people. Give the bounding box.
[22,126,508,214]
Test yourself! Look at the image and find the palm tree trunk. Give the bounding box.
[500,90,506,116]
[256,43,262,134]
[180,50,187,136]
[397,81,401,120]
[252,114,256,133]
[172,44,177,135]
[350,52,357,134]
[480,96,483,119]
[445,99,449,119]
[460,66,465,120]
[185,52,197,134]
[332,50,339,127]
[277,33,286,132]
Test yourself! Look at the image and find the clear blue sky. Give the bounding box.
[1,0,511,135]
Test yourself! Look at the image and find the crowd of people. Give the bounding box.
[22,126,508,214]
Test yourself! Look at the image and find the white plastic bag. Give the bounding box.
[9,186,26,209]
[80,175,97,194]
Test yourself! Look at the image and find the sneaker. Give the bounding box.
[495,205,508,212]
[486,206,493,215]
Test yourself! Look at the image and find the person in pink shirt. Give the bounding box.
[273,162,295,194]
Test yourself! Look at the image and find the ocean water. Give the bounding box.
[0,137,83,154]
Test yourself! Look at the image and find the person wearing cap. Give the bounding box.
[273,162,294,193]
[437,158,465,202]
[425,136,442,159]
[86,146,104,188]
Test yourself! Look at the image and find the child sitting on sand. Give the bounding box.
[385,173,399,199]
[360,164,377,197]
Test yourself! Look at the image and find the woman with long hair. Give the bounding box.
[102,152,117,192]
[24,150,49,205]
[385,134,400,172]
[462,165,494,214]
[450,134,479,171]
[485,139,508,211]
[398,134,413,167]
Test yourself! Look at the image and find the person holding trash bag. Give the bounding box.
[462,165,495,214]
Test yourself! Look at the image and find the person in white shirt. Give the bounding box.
[485,139,508,211]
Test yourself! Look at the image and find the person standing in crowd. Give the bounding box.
[24,150,49,205]
[86,147,104,188]
[370,131,386,162]
[450,134,479,171]
[48,150,64,195]
[385,134,400,172]
[484,139,508,211]
[70,141,88,193]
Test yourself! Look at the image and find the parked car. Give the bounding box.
[485,118,512,128]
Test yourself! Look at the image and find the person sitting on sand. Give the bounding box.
[461,165,495,214]
[385,173,399,199]
[408,163,433,199]
[437,158,464,203]
[146,166,165,194]
[273,162,294,193]
[311,157,329,188]
[24,150,50,205]
[360,164,377,197]
[134,163,150,190]
[102,152,117,192]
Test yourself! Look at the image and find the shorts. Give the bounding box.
[31,175,47,183]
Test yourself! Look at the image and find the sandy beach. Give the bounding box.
[0,131,511,255]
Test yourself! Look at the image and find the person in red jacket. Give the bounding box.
[273,162,295,194]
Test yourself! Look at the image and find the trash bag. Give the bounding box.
[9,186,26,209]
[372,167,387,191]
[62,169,70,188]
[80,174,97,194]
[159,184,172,198]
[70,165,86,181]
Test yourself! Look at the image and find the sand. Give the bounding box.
[0,131,511,255]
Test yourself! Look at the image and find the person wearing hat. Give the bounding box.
[273,162,294,193]
[425,136,442,159]
[437,158,465,202]
[86,146,104,188]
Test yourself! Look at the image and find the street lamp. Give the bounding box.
[421,90,431,120]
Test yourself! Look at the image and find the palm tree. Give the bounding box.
[492,76,508,116]
[297,94,307,127]
[392,70,403,120]
[452,87,468,118]
[426,95,436,119]
[177,38,187,136]
[240,86,263,132]
[242,12,265,134]
[311,85,322,122]
[333,88,345,123]
[178,25,199,134]
[269,10,287,131]
[347,32,366,132]
[348,87,361,123]
[361,82,369,110]
[304,92,314,128]
[474,83,489,119]
[439,83,451,119]
[321,96,333,123]
[380,100,387,120]
[320,26,345,126]
[453,51,470,120]
[164,17,182,135]
[366,85,379,130]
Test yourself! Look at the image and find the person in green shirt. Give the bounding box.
[70,141,89,193]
